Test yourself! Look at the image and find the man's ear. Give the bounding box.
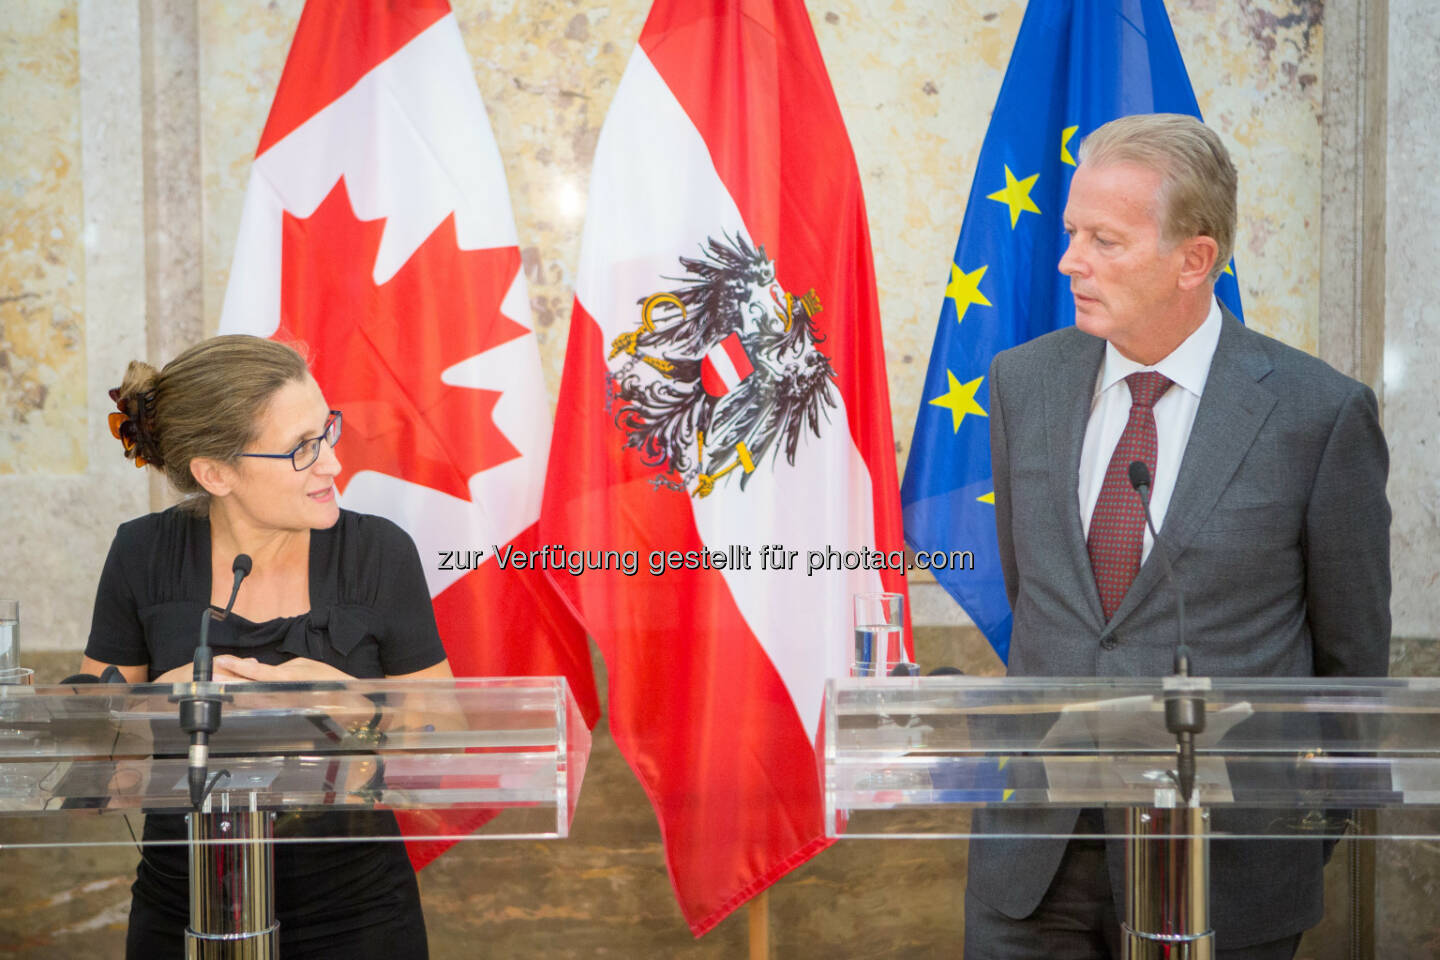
[190,457,237,498]
[1177,235,1220,291]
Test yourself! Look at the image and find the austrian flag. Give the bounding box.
[218,0,596,865]
[541,0,909,936]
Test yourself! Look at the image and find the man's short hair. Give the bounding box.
[1077,113,1237,283]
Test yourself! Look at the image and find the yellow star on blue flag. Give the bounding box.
[986,165,1041,228]
[945,264,991,324]
[929,371,988,432]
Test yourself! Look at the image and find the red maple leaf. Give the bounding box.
[279,178,527,500]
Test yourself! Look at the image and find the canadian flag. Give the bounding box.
[540,0,909,935]
[218,0,597,866]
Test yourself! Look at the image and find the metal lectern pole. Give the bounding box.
[1122,805,1214,960]
[185,793,278,959]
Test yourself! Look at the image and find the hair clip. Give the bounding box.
[107,392,149,467]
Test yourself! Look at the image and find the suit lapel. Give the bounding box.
[1045,332,1107,627]
[1103,311,1276,633]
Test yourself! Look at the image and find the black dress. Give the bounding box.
[86,507,447,960]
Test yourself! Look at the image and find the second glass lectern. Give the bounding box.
[825,676,1440,959]
[0,677,589,958]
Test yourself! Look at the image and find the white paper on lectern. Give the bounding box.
[1037,695,1253,805]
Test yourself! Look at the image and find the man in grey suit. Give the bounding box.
[962,114,1391,959]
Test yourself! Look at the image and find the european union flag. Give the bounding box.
[900,0,1245,663]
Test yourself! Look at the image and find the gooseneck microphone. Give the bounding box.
[181,554,252,808]
[1128,462,1205,804]
[194,554,251,683]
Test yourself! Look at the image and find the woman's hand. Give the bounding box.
[213,656,354,683]
[152,658,253,684]
[211,657,375,734]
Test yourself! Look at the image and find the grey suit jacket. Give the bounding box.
[965,310,1391,948]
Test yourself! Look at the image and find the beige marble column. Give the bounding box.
[1374,0,1440,955]
[140,0,203,374]
[0,0,150,653]
[140,0,203,510]
[1319,0,1388,397]
[1319,6,1391,958]
[1383,0,1440,654]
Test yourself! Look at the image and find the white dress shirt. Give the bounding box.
[1078,297,1222,562]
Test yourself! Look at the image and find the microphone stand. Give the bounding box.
[1124,462,1213,959]
[176,555,280,959]
[1127,461,1205,803]
[179,554,251,809]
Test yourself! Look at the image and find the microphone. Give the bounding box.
[1128,462,1204,804]
[194,554,251,683]
[182,554,252,808]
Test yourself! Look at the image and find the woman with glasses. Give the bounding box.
[77,334,450,959]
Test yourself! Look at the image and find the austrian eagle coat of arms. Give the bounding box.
[606,233,838,498]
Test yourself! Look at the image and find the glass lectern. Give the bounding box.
[0,677,589,958]
[825,676,1440,959]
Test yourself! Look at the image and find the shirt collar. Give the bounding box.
[1098,296,1222,398]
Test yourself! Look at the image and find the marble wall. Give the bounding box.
[0,3,85,477]
[1384,0,1440,641]
[0,0,149,654]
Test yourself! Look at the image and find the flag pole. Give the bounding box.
[747,888,770,960]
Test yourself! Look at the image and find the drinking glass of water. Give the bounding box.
[851,592,913,678]
[0,601,17,673]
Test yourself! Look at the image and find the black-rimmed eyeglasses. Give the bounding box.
[238,411,342,471]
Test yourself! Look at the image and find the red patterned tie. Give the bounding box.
[1087,371,1173,621]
